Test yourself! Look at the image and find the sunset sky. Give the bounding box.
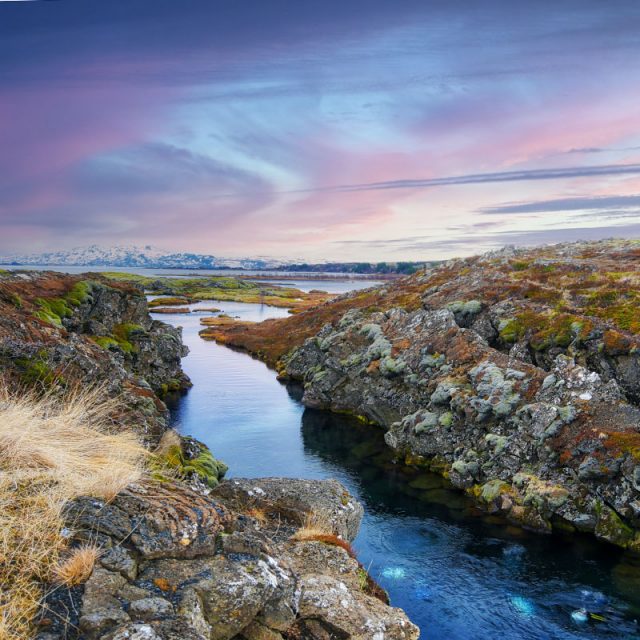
[2,0,640,261]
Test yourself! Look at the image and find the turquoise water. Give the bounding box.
[162,298,640,640]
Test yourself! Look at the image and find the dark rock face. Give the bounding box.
[40,478,418,640]
[0,271,190,442]
[281,241,640,552]
[212,477,364,542]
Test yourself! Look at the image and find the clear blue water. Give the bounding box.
[161,297,640,640]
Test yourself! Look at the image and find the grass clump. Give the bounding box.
[0,383,146,639]
[290,512,355,557]
[53,544,101,586]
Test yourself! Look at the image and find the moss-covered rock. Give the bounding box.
[154,430,228,489]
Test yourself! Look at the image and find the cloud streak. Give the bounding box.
[280,163,640,196]
[480,194,640,215]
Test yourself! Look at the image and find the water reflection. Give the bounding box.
[162,297,640,640]
[299,408,640,640]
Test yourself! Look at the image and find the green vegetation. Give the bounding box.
[102,272,331,311]
[90,323,145,354]
[14,354,59,387]
[154,431,228,488]
[33,280,95,328]
[9,293,22,308]
[148,296,190,308]
[112,323,144,354]
[499,311,593,350]
[90,336,120,350]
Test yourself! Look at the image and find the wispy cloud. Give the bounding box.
[3,1,640,258]
[289,163,640,196]
[480,194,640,215]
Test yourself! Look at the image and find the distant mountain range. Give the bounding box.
[0,245,288,270]
[0,245,432,274]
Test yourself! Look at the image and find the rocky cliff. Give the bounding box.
[38,471,417,640]
[0,270,418,639]
[205,240,640,552]
[0,270,190,443]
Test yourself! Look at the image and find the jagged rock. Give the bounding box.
[0,271,191,443]
[55,477,417,640]
[128,598,174,621]
[65,482,230,560]
[100,546,138,581]
[211,477,363,542]
[254,240,640,549]
[297,574,418,640]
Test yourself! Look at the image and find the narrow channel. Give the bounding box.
[161,289,640,640]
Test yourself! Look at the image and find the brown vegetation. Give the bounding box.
[0,383,146,639]
[200,239,640,367]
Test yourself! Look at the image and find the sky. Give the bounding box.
[2,0,640,261]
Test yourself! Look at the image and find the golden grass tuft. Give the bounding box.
[290,512,356,557]
[246,507,268,524]
[290,511,336,541]
[0,382,147,639]
[53,544,101,586]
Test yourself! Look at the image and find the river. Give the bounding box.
[159,288,640,640]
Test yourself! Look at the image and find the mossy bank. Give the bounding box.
[204,239,640,552]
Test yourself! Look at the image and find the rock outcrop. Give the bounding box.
[39,474,419,640]
[205,240,640,551]
[0,271,419,638]
[0,271,190,442]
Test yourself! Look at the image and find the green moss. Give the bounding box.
[34,297,72,327]
[498,317,523,343]
[33,282,95,328]
[500,310,592,350]
[438,411,453,427]
[91,336,120,350]
[112,323,145,354]
[90,323,145,354]
[479,479,512,503]
[15,354,61,387]
[65,280,94,306]
[155,436,228,488]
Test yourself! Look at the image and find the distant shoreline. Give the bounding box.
[0,264,401,280]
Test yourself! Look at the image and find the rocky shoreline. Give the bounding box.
[203,240,640,553]
[38,470,417,640]
[0,270,419,639]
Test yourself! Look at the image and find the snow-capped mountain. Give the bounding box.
[0,245,288,270]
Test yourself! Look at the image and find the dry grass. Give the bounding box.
[246,507,268,523]
[0,382,147,639]
[53,544,101,586]
[290,512,356,557]
[290,511,336,541]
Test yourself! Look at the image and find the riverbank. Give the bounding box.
[159,273,640,639]
[198,239,640,554]
[0,270,417,640]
